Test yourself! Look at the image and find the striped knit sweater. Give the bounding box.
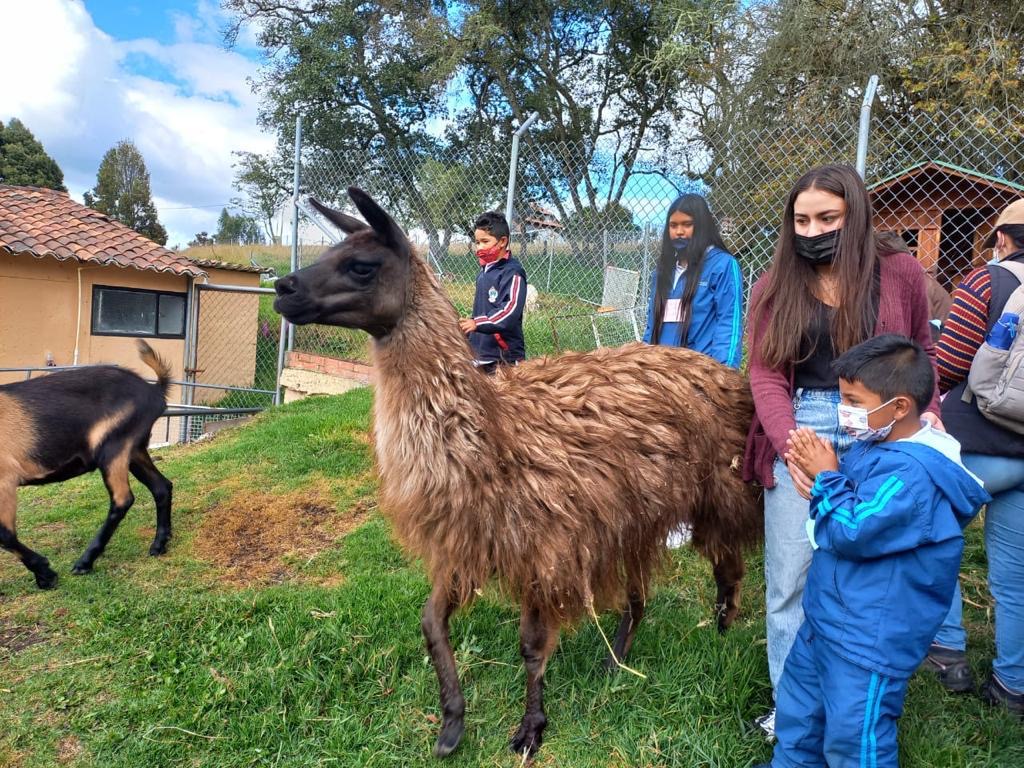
[936,269,992,393]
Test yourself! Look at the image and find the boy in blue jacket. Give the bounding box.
[459,211,527,372]
[756,334,990,768]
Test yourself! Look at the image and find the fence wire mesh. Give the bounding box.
[287,104,1024,365]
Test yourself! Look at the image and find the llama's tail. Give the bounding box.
[136,340,172,396]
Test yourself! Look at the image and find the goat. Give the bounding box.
[273,189,763,760]
[0,341,173,588]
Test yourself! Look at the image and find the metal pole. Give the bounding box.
[855,74,880,179]
[274,317,289,406]
[505,111,540,229]
[287,114,302,351]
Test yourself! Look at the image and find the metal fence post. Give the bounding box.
[287,114,302,351]
[855,74,880,178]
[505,111,540,229]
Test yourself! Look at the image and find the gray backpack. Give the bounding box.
[964,260,1024,433]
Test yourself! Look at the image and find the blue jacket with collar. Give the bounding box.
[641,246,743,368]
[804,436,989,677]
[469,256,527,363]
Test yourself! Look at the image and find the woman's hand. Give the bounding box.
[922,411,945,431]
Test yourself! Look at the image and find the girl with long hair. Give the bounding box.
[743,164,941,739]
[642,194,743,368]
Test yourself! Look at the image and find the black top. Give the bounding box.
[794,265,881,389]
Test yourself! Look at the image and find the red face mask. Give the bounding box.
[476,242,507,267]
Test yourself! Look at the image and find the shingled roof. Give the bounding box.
[0,185,206,277]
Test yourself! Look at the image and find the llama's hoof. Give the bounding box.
[715,602,735,633]
[35,569,58,589]
[432,718,464,758]
[602,652,624,674]
[509,714,546,758]
[70,561,93,576]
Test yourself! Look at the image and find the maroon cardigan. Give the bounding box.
[743,251,941,488]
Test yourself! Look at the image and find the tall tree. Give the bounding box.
[84,140,168,245]
[0,118,66,190]
[214,207,263,244]
[232,150,291,244]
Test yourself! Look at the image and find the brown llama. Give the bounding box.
[273,188,763,760]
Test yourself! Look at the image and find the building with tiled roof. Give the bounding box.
[1,186,265,440]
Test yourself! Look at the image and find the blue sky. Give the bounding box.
[0,0,272,248]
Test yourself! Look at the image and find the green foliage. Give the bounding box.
[232,150,291,244]
[84,140,168,245]
[0,117,66,190]
[215,207,263,245]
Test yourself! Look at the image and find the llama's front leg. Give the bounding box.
[510,604,560,759]
[603,587,645,672]
[712,547,745,633]
[421,584,464,757]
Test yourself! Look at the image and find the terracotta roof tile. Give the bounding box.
[0,185,206,278]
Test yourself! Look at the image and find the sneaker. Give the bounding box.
[752,706,776,741]
[981,674,1024,718]
[920,644,975,693]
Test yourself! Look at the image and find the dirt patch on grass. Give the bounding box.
[56,735,83,764]
[0,619,48,654]
[195,481,372,586]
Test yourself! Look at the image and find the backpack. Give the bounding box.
[964,260,1024,433]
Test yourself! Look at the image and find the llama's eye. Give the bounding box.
[348,262,378,280]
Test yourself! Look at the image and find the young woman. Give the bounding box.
[642,194,743,368]
[743,164,941,738]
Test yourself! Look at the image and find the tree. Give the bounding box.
[0,118,66,190]
[214,207,262,244]
[232,149,290,244]
[189,232,214,247]
[84,140,168,245]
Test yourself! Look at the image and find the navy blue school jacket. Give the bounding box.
[469,256,528,363]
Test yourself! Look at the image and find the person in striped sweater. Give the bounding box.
[925,199,1024,718]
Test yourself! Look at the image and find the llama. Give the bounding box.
[273,189,763,759]
[0,341,173,588]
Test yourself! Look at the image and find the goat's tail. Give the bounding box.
[136,340,172,396]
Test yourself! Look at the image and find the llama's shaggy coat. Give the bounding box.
[273,189,763,759]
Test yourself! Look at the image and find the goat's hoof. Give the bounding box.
[35,570,58,589]
[602,653,623,674]
[149,541,168,556]
[432,719,464,758]
[509,715,546,759]
[70,561,93,576]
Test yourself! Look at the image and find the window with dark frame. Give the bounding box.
[91,286,187,338]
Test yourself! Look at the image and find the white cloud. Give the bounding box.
[0,0,274,248]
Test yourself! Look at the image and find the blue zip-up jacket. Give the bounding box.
[804,427,990,677]
[469,256,527,363]
[641,246,743,368]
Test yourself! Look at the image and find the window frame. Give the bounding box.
[90,284,189,339]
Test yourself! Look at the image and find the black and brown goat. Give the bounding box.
[274,189,763,760]
[0,341,173,588]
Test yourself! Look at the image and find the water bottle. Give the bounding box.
[987,312,1020,350]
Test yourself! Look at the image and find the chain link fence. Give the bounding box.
[284,103,1024,365]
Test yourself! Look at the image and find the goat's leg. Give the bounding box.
[421,584,465,757]
[603,586,646,672]
[130,447,173,555]
[0,480,57,588]
[510,604,560,759]
[712,546,745,633]
[72,449,134,575]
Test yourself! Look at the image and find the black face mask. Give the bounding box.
[794,229,840,265]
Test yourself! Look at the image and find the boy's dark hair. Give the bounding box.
[831,334,934,412]
[474,211,510,243]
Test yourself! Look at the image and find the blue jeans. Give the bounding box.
[764,388,852,692]
[933,452,1024,693]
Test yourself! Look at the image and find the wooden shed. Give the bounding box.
[869,160,1024,291]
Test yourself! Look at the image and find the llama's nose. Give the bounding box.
[275,274,298,296]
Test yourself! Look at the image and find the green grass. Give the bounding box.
[3,391,1020,767]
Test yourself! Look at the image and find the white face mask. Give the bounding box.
[837,397,898,442]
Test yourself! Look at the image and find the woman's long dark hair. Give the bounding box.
[751,164,893,369]
[649,194,728,345]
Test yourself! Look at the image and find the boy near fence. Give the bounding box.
[459,211,528,372]
[756,334,989,768]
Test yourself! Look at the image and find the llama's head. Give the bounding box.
[273,187,411,337]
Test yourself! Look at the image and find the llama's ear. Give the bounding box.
[347,186,405,250]
[308,197,369,235]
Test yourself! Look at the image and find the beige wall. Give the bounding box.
[1,252,264,443]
